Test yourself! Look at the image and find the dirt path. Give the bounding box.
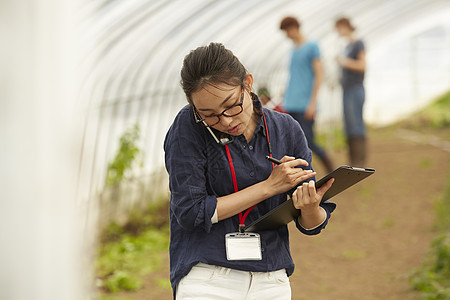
[112,127,449,300]
[289,127,449,300]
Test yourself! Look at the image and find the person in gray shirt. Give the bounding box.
[335,17,367,167]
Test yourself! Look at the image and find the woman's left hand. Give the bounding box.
[292,178,334,211]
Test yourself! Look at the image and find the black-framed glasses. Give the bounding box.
[193,90,245,127]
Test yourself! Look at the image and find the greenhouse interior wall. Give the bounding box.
[1,0,449,299]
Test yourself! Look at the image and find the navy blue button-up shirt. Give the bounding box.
[164,96,336,293]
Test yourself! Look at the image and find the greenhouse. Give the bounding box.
[1,0,449,299]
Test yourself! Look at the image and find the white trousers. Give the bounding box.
[176,263,291,300]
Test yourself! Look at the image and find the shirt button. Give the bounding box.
[249,145,254,150]
[249,171,255,177]
[243,145,246,149]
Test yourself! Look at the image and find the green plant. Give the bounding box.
[410,234,450,299]
[103,270,142,293]
[96,200,170,295]
[434,177,450,232]
[411,171,450,299]
[106,124,142,187]
[96,225,169,293]
[426,91,450,129]
[403,91,450,130]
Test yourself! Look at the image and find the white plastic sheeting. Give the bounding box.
[1,1,83,299]
[75,0,450,209]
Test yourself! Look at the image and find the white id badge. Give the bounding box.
[225,232,262,260]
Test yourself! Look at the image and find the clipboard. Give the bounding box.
[244,166,375,232]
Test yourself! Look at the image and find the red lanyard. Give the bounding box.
[224,110,274,232]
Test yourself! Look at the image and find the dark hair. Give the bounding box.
[180,42,247,105]
[280,16,300,30]
[335,17,355,31]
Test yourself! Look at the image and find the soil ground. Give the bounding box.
[111,125,450,300]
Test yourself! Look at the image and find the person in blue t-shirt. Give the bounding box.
[164,42,336,299]
[335,17,367,167]
[279,16,335,173]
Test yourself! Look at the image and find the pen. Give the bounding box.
[265,155,282,165]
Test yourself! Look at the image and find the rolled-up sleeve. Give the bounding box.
[164,108,217,233]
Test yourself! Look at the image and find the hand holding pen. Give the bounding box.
[266,155,334,214]
[264,155,316,195]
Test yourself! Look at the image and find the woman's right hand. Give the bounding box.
[265,156,316,196]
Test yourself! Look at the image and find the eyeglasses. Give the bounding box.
[193,90,245,127]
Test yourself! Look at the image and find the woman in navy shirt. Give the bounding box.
[164,42,336,299]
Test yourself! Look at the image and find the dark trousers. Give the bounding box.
[288,112,327,160]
